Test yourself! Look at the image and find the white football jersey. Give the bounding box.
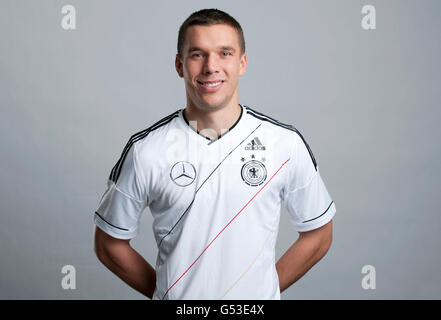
[94,104,336,300]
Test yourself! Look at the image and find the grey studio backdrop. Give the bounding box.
[0,0,440,299]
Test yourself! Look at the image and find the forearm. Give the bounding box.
[97,242,156,299]
[275,222,332,293]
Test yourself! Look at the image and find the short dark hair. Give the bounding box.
[177,8,246,57]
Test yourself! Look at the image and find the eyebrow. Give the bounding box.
[188,46,236,53]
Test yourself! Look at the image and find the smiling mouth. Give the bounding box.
[197,80,225,87]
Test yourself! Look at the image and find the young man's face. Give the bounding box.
[176,24,247,111]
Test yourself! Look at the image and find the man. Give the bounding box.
[93,8,336,300]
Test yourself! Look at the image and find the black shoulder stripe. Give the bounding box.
[247,110,296,132]
[129,110,181,143]
[110,112,179,183]
[109,111,180,183]
[245,106,317,171]
[245,106,296,129]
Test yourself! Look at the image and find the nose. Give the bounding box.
[202,53,219,74]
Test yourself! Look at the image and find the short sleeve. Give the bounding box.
[94,141,148,239]
[282,132,336,232]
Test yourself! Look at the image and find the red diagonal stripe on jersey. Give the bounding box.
[162,157,291,300]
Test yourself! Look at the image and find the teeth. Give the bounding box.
[202,81,222,87]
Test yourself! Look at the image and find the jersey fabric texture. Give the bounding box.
[94,104,336,300]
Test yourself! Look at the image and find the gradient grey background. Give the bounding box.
[1,0,440,299]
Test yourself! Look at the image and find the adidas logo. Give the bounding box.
[245,137,266,150]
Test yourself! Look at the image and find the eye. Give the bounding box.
[192,53,202,58]
[222,51,231,56]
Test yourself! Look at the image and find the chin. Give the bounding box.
[201,100,227,111]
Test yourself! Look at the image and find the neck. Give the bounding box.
[184,101,242,141]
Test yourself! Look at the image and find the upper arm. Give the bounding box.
[298,219,333,250]
[94,225,130,258]
[283,132,336,232]
[94,141,149,240]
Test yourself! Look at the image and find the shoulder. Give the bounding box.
[243,105,317,170]
[128,109,181,149]
[108,109,180,183]
[244,105,302,138]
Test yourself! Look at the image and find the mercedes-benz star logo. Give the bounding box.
[170,161,196,187]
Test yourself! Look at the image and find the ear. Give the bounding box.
[239,52,247,77]
[175,54,184,78]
